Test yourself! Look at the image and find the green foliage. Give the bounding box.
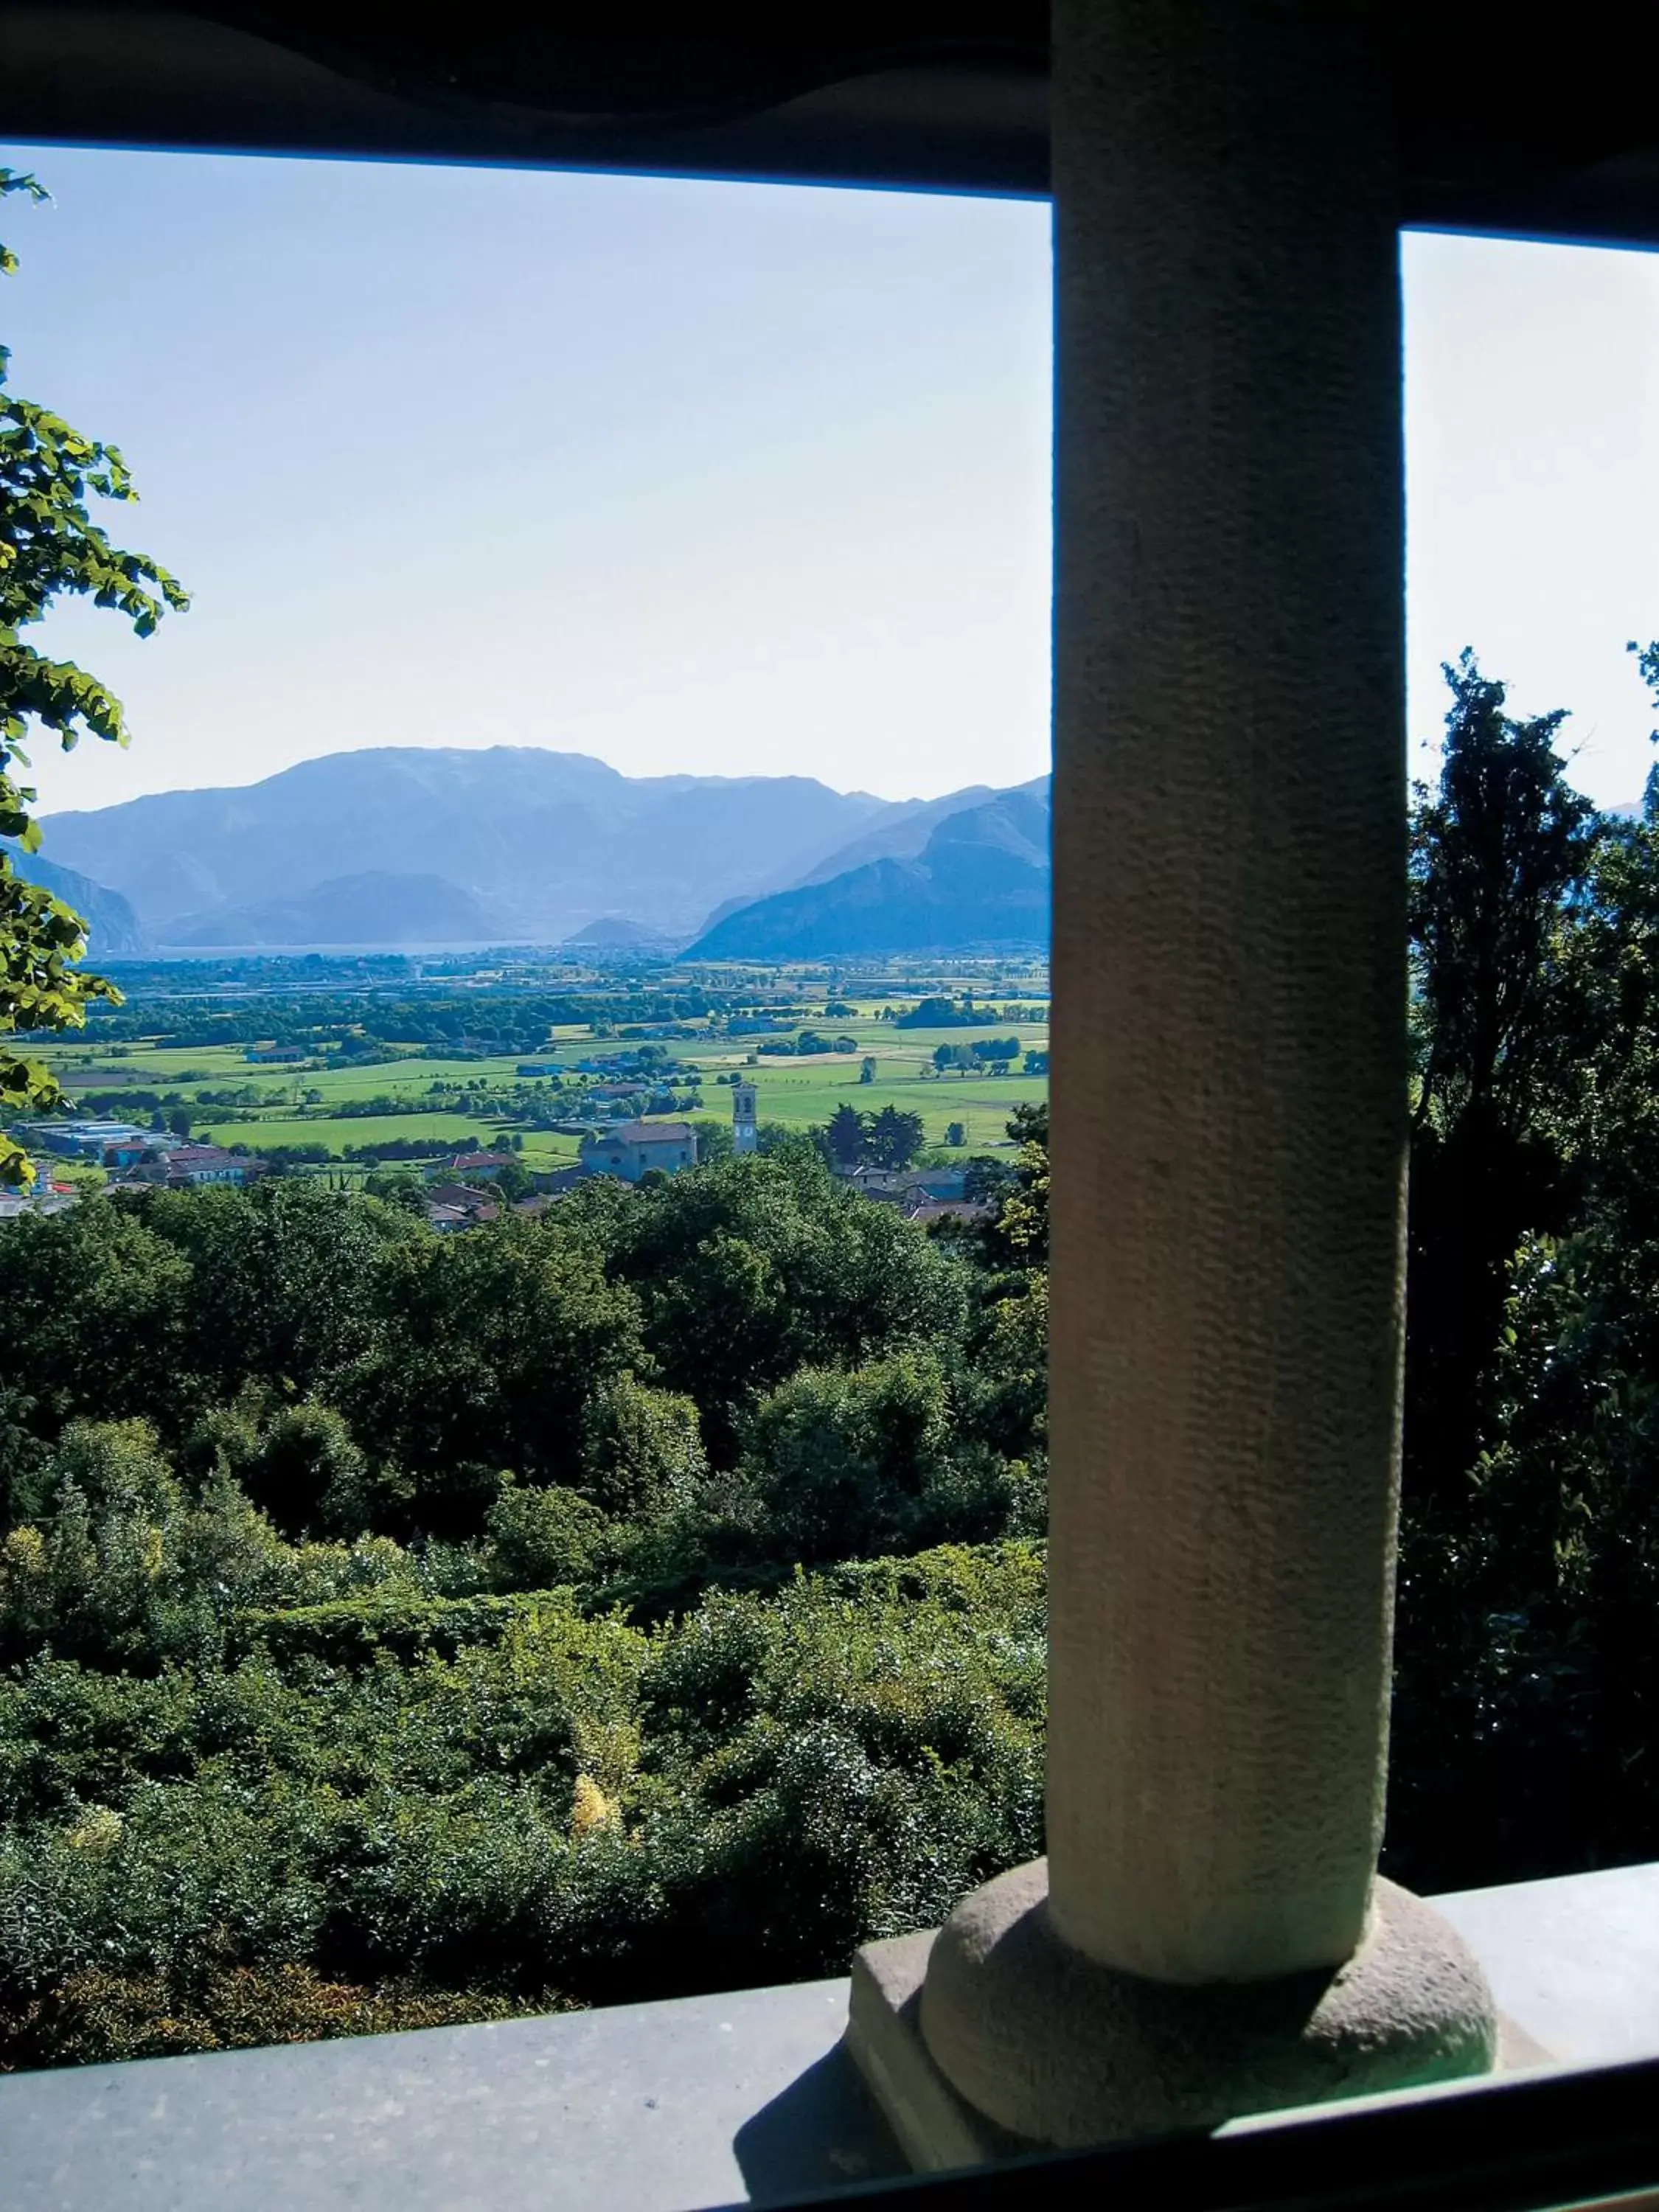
[0,1198,197,1434]
[686,1116,734,1164]
[336,1215,644,1527]
[1,170,188,1184]
[932,1037,1019,1075]
[0,1417,289,1668]
[578,1374,706,1519]
[824,1101,865,1166]
[975,1100,1048,1267]
[724,1350,953,1567]
[963,1270,1048,1466]
[1387,650,1659,1893]
[863,1104,925,1169]
[230,1587,568,1669]
[1410,652,1597,1139]
[594,1149,969,1455]
[0,1107,1056,2068]
[191,1391,376,1540]
[0,1530,1046,2062]
[814,1101,926,1172]
[1405,653,1599,1516]
[477,1158,535,1203]
[487,1483,613,1590]
[894,997,999,1030]
[142,1178,422,1408]
[363,1168,428,1214]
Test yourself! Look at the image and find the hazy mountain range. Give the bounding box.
[685,788,1051,959]
[28,745,1051,957]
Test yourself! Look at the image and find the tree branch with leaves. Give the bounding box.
[1,167,188,1183]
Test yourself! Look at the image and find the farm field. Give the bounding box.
[37,1043,272,1084]
[733,1063,1046,1150]
[38,1047,530,1096]
[32,995,1048,1161]
[191,1113,581,1159]
[604,1018,1046,1150]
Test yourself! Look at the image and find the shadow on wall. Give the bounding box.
[732,2042,905,2204]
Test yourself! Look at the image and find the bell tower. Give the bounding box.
[732,1079,759,1155]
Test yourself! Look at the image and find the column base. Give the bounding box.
[848,1862,1515,2168]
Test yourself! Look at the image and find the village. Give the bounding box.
[1,1075,990,1234]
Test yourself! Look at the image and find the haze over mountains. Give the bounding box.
[686,787,1051,959]
[2,850,150,956]
[31,745,1051,957]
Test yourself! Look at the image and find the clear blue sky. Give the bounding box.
[4,144,1658,815]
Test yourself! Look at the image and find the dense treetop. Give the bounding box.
[0,1133,1049,2065]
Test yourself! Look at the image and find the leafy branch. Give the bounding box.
[1,167,189,1183]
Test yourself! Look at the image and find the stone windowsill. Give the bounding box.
[4,1861,1656,2212]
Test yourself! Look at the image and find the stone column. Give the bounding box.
[849,0,1497,2160]
[1042,0,1405,1994]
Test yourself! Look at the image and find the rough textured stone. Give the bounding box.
[913,1862,1498,2149]
[1044,0,1410,1986]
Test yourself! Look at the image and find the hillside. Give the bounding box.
[166,871,501,947]
[560,916,665,948]
[792,774,1051,887]
[1,848,149,956]
[38,748,900,947]
[684,789,1051,959]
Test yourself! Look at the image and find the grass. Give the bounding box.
[38,1043,259,1084]
[737,1069,1045,1150]
[280,1057,538,1100]
[195,1112,500,1154]
[515,1133,584,1170]
[193,1115,587,1164]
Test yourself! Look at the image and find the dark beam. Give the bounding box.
[3,3,1659,242]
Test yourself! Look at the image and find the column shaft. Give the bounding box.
[1046,0,1408,1984]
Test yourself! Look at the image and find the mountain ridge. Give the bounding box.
[37,745,1051,954]
[39,747,897,945]
[684,787,1051,959]
[791,773,1051,888]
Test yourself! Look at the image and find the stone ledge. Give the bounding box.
[1,1864,1652,2211]
[847,1914,1554,2175]
[0,1977,905,2212]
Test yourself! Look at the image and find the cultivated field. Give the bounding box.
[34,999,1048,1162]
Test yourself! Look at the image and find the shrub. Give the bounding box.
[0,1960,560,2070]
[0,1541,1046,2063]
[487,1484,613,1590]
[726,1350,953,1565]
